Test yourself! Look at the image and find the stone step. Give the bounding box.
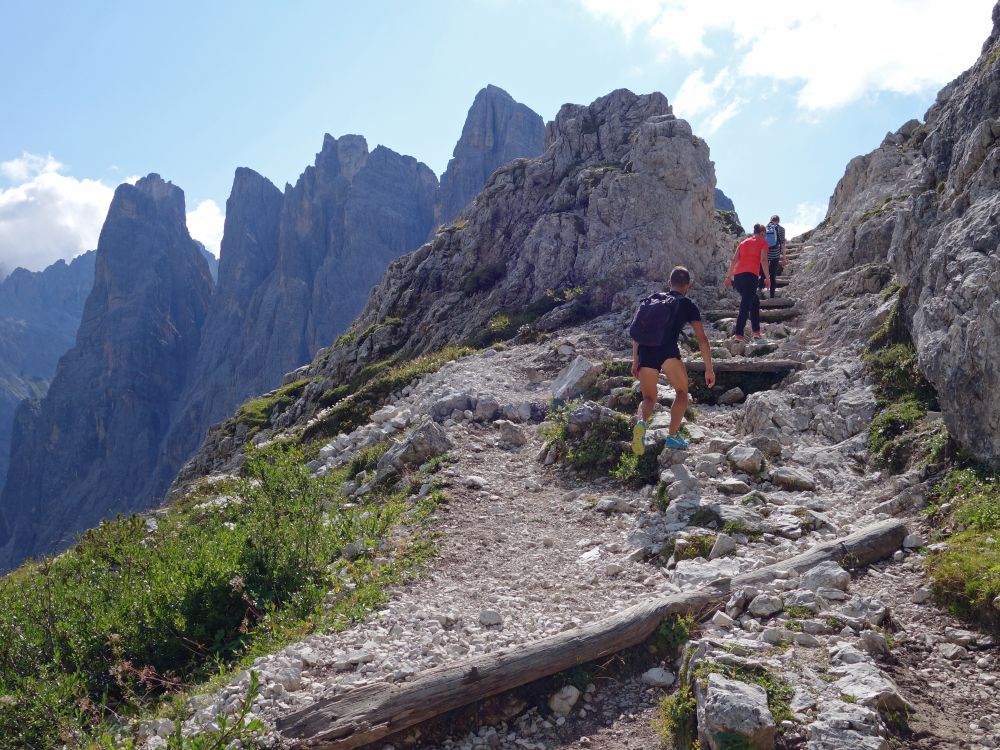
[686,358,804,373]
[760,297,795,309]
[704,307,801,322]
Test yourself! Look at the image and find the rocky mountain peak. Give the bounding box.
[0,174,212,570]
[437,84,545,224]
[316,133,369,183]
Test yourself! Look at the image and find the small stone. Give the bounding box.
[902,532,923,548]
[771,466,818,491]
[479,610,503,627]
[718,479,753,496]
[709,533,738,560]
[748,593,784,617]
[718,387,746,405]
[495,419,528,447]
[793,632,821,647]
[465,475,488,489]
[727,445,765,475]
[548,685,581,716]
[604,563,624,576]
[937,642,968,660]
[640,667,676,687]
[801,561,851,592]
[860,630,890,657]
[712,610,736,628]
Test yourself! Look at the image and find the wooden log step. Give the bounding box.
[685,358,804,373]
[760,297,795,309]
[704,307,800,322]
[276,520,908,749]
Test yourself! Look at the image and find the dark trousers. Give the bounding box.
[734,272,760,336]
[758,257,781,298]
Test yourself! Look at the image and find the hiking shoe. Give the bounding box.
[663,433,690,450]
[752,332,763,339]
[632,420,648,455]
[734,335,745,342]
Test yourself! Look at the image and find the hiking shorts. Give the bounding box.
[638,341,681,371]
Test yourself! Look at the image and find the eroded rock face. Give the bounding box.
[0,175,213,570]
[313,90,729,388]
[801,4,1000,464]
[437,84,544,226]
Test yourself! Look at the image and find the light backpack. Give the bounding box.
[629,292,679,347]
[765,222,779,249]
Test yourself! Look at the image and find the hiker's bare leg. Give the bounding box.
[637,367,659,422]
[661,358,689,435]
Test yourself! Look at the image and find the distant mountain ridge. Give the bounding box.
[0,85,550,570]
[0,251,95,487]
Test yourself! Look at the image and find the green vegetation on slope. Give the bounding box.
[0,443,442,749]
[925,467,1000,632]
[863,287,947,473]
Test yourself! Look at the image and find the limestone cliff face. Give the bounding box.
[436,85,545,226]
[173,89,732,488]
[151,138,438,498]
[0,176,212,569]
[0,251,95,488]
[805,2,1000,465]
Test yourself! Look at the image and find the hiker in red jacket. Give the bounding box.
[724,224,770,340]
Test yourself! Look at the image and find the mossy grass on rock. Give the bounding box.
[925,465,1000,632]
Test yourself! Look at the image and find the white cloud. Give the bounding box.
[186,199,225,257]
[782,201,827,239]
[674,67,732,117]
[0,160,114,274]
[703,98,745,135]
[579,0,994,111]
[0,153,226,273]
[0,152,64,182]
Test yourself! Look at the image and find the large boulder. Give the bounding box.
[696,672,777,750]
[376,420,452,479]
[552,356,603,402]
[831,662,911,713]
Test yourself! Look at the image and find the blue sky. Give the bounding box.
[1,0,995,274]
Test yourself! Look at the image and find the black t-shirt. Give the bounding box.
[666,291,701,347]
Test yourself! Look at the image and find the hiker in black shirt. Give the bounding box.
[759,214,787,299]
[630,266,716,453]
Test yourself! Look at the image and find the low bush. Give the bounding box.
[0,444,440,748]
[926,467,1000,631]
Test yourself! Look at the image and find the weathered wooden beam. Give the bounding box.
[277,520,908,749]
[685,358,804,373]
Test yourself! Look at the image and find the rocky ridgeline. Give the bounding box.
[172,89,734,492]
[794,2,1000,465]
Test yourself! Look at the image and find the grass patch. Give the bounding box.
[926,467,1000,631]
[232,378,310,438]
[988,46,1000,65]
[784,605,815,619]
[654,684,698,749]
[662,533,716,562]
[862,290,943,473]
[610,450,660,488]
[0,443,441,748]
[306,346,475,444]
[860,195,894,222]
[653,615,698,654]
[346,440,393,479]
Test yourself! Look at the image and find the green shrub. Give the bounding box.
[866,396,927,472]
[610,450,660,488]
[863,344,937,407]
[926,467,1000,630]
[653,614,697,654]
[653,684,697,749]
[346,441,393,479]
[0,444,438,748]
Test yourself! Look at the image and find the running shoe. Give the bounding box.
[752,332,763,339]
[632,420,648,455]
[663,433,690,450]
[734,335,745,342]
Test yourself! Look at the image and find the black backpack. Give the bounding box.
[629,292,679,346]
